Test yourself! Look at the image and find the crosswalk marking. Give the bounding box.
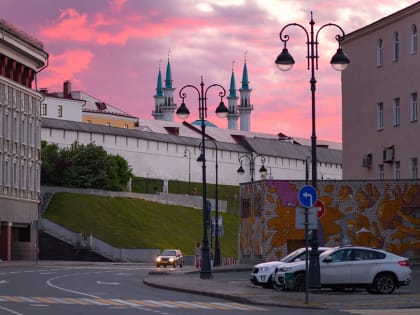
[0,295,267,310]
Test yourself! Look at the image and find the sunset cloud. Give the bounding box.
[1,0,417,142]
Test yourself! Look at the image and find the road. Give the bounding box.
[0,262,418,315]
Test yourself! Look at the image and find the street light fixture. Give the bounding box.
[275,11,350,290]
[237,153,267,182]
[183,149,191,193]
[176,76,228,279]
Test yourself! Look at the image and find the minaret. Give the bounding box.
[161,55,176,121]
[152,63,165,120]
[237,52,253,132]
[227,61,239,130]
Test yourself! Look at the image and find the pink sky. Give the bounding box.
[1,0,417,142]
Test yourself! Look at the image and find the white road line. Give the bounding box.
[346,309,420,315]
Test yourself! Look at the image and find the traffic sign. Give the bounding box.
[315,200,325,218]
[295,207,318,229]
[298,185,318,208]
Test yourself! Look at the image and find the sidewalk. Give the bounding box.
[143,264,420,310]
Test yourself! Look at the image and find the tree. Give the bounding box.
[41,141,133,191]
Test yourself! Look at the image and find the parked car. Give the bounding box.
[273,246,412,294]
[250,247,330,288]
[156,249,184,268]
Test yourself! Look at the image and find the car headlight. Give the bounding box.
[169,258,174,262]
[259,267,270,272]
[156,257,161,262]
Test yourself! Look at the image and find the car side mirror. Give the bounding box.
[323,256,333,263]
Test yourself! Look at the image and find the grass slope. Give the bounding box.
[43,192,239,257]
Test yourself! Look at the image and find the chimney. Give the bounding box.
[63,80,72,98]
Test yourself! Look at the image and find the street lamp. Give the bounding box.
[183,148,191,193]
[176,76,228,279]
[275,12,350,289]
[237,153,267,182]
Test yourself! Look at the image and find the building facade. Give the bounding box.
[41,80,139,129]
[342,2,420,180]
[0,20,48,260]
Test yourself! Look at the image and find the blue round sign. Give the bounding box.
[298,185,318,208]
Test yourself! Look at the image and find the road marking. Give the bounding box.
[0,296,267,310]
[96,281,120,285]
[346,309,420,315]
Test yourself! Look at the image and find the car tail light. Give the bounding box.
[399,260,409,267]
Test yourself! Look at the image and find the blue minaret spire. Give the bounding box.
[238,51,253,131]
[227,60,239,130]
[152,51,176,121]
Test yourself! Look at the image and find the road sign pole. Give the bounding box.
[304,206,309,304]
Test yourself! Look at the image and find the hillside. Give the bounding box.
[43,192,239,257]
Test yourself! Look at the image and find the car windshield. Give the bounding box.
[319,247,339,258]
[161,250,176,256]
[280,249,305,262]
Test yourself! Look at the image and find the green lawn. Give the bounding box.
[43,192,239,257]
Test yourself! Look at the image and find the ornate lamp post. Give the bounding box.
[237,153,267,182]
[275,11,350,289]
[176,76,228,279]
[183,148,191,193]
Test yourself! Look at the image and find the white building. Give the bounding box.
[0,19,48,261]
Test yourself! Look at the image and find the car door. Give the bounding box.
[350,248,383,284]
[321,248,353,285]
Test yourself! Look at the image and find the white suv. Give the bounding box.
[273,246,412,294]
[250,247,329,288]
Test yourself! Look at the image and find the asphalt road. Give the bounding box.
[0,262,418,315]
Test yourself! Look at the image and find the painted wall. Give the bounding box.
[239,179,420,262]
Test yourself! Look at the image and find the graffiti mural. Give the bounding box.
[239,180,420,262]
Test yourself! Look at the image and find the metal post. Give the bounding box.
[276,11,349,291]
[177,76,227,279]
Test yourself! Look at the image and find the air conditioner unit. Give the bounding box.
[383,147,394,163]
[362,154,372,168]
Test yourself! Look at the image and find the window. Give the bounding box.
[377,39,383,66]
[393,98,400,126]
[394,161,400,180]
[410,25,417,54]
[41,103,47,116]
[57,105,62,117]
[377,102,384,130]
[106,122,111,126]
[87,120,92,124]
[393,32,399,62]
[378,164,384,180]
[410,92,417,122]
[412,158,418,179]
[124,123,129,129]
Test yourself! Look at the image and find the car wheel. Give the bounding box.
[374,273,397,294]
[272,278,284,291]
[156,264,160,268]
[294,273,306,291]
[180,261,183,268]
[164,265,167,268]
